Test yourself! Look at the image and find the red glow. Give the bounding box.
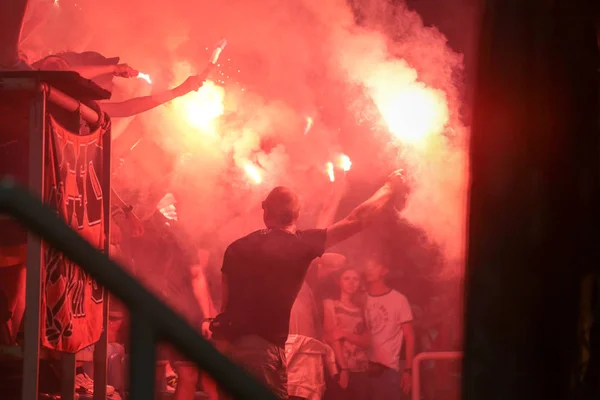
[22,0,469,275]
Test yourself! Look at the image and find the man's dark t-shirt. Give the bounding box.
[220,228,326,347]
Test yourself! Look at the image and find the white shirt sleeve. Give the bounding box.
[396,292,413,324]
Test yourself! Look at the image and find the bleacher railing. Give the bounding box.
[412,351,462,400]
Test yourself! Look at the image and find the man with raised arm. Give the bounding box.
[211,171,407,398]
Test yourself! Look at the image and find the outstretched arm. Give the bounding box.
[101,75,205,118]
[325,170,405,249]
[73,63,137,80]
[34,57,138,80]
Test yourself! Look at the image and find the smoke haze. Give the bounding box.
[23,0,470,277]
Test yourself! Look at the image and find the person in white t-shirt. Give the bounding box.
[364,257,415,399]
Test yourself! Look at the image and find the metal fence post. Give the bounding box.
[21,86,46,400]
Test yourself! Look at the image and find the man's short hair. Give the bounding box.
[262,186,300,226]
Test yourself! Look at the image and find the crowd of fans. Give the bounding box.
[0,2,461,400]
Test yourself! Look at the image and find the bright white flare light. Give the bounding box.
[137,72,152,84]
[338,154,351,172]
[304,116,313,135]
[157,193,177,221]
[326,162,335,182]
[244,162,263,184]
[210,39,228,64]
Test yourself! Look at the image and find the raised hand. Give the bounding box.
[175,75,205,96]
[113,63,139,78]
[387,169,407,190]
[387,169,410,211]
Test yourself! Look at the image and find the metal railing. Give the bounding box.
[412,351,462,400]
[0,74,110,400]
[0,180,278,400]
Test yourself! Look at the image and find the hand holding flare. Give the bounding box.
[184,39,229,93]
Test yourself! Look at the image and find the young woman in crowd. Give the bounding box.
[323,267,370,400]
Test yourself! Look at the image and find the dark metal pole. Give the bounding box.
[21,88,45,400]
[128,313,156,400]
[464,1,600,400]
[93,110,112,400]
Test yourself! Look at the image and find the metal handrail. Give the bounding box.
[0,77,100,124]
[0,179,278,400]
[412,351,462,400]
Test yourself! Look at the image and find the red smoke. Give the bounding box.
[23,0,469,276]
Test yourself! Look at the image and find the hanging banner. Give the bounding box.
[41,114,108,353]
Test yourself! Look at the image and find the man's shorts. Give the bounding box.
[228,335,288,399]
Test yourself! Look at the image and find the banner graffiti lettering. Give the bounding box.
[41,115,108,353]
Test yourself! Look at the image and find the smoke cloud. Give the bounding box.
[23,0,469,276]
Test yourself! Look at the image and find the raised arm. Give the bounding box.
[324,170,406,249]
[101,75,205,118]
[73,63,138,80]
[34,57,138,80]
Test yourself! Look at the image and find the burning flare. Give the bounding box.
[326,162,335,182]
[137,72,152,84]
[244,162,263,184]
[173,78,225,133]
[338,154,351,172]
[157,193,178,221]
[304,117,313,135]
[375,84,448,146]
[210,39,228,65]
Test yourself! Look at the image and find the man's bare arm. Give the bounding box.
[324,170,406,249]
[402,322,415,370]
[102,75,204,118]
[400,321,416,394]
[192,249,216,317]
[101,89,179,118]
[324,182,392,249]
[72,65,118,79]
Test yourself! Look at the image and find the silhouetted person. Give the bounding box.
[212,171,407,398]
